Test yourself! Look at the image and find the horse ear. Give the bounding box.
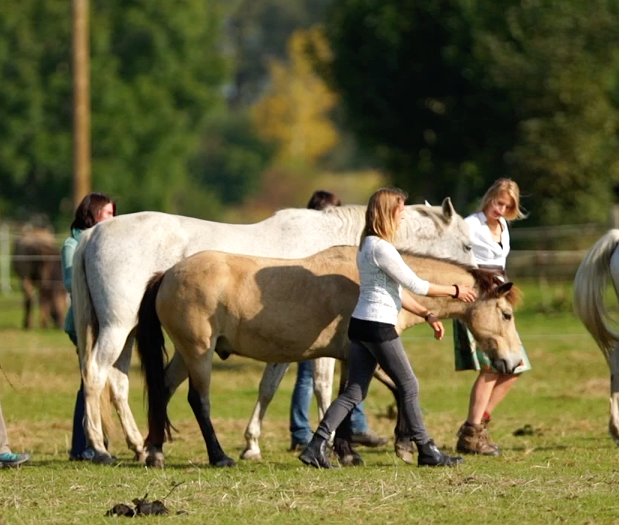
[441,197,455,223]
[496,282,513,297]
[424,200,432,207]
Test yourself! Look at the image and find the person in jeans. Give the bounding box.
[289,190,388,451]
[62,192,116,461]
[300,187,476,468]
[454,179,530,455]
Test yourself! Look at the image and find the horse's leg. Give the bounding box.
[51,289,65,329]
[107,330,146,461]
[164,350,189,397]
[241,362,290,460]
[144,350,188,465]
[21,278,34,330]
[372,366,414,463]
[187,348,235,467]
[83,325,131,464]
[608,248,619,445]
[609,346,619,445]
[313,357,336,420]
[39,286,51,329]
[332,360,364,467]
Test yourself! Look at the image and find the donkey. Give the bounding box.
[72,200,477,464]
[135,247,522,468]
[12,229,67,330]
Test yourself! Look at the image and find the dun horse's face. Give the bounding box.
[466,285,522,374]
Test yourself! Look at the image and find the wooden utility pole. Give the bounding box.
[72,0,91,209]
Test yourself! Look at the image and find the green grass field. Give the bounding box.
[0,280,618,524]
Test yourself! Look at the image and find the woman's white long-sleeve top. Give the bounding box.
[351,236,430,325]
[464,212,510,269]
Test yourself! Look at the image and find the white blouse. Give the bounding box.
[464,211,510,269]
[351,236,430,325]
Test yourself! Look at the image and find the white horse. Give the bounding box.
[573,229,619,444]
[72,199,476,464]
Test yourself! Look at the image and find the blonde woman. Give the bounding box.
[300,188,477,469]
[454,178,530,456]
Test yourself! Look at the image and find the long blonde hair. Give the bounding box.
[360,188,408,247]
[478,178,527,222]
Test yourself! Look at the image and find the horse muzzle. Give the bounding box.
[490,354,522,375]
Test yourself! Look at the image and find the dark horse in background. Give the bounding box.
[12,228,67,329]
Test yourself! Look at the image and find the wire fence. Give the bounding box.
[0,222,65,293]
[0,218,612,294]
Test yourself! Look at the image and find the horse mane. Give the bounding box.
[469,269,522,306]
[322,205,366,223]
[274,203,451,221]
[398,250,522,306]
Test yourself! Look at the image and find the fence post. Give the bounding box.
[0,223,11,295]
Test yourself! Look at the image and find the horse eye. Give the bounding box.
[502,312,512,321]
[464,244,472,252]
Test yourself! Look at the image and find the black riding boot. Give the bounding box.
[299,435,338,469]
[417,439,463,467]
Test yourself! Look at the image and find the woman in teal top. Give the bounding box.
[62,193,116,460]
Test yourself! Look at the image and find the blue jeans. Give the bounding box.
[71,381,90,457]
[290,360,369,445]
[68,332,90,457]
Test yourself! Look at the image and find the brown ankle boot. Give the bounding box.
[456,422,499,456]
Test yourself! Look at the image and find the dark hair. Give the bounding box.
[70,192,117,230]
[307,190,341,211]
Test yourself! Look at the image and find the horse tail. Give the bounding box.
[574,229,619,364]
[71,231,115,440]
[136,271,174,442]
[72,231,98,369]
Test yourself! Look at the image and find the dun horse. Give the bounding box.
[573,229,619,444]
[136,247,522,468]
[12,229,67,330]
[72,201,477,463]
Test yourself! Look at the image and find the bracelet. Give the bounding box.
[452,284,459,299]
[424,312,435,322]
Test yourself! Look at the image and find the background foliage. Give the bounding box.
[2,0,619,226]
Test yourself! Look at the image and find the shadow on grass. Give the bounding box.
[500,445,569,452]
[104,460,305,472]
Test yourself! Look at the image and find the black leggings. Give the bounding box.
[315,337,430,444]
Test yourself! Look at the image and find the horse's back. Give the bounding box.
[12,229,60,281]
[170,247,358,282]
[82,210,313,308]
[158,249,357,362]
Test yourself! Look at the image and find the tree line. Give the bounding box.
[1,0,618,227]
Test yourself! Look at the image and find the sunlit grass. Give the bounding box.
[0,283,616,524]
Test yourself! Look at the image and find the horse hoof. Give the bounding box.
[134,449,148,463]
[146,452,165,469]
[395,439,415,464]
[338,452,365,467]
[239,448,262,461]
[92,452,116,465]
[213,456,236,468]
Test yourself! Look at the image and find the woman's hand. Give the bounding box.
[426,314,444,340]
[455,284,476,303]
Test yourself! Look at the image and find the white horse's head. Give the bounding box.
[395,197,476,267]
